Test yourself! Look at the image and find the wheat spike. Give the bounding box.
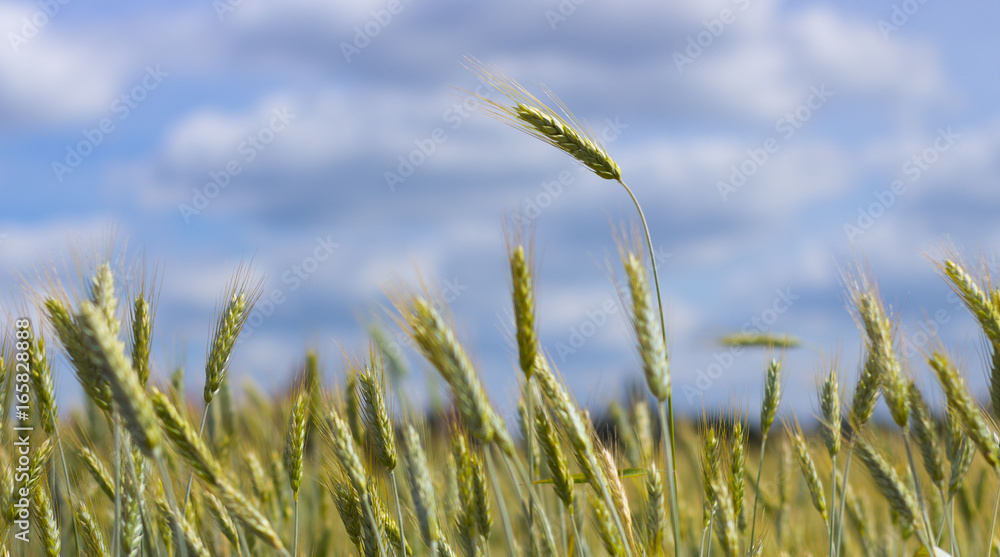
[761,358,782,438]
[789,420,828,523]
[32,483,60,557]
[855,436,929,546]
[620,237,669,401]
[357,350,397,471]
[395,294,496,443]
[509,242,539,379]
[908,381,945,490]
[820,364,841,457]
[929,352,999,468]
[403,424,441,547]
[284,389,309,497]
[76,300,162,456]
[465,57,622,182]
[534,402,574,508]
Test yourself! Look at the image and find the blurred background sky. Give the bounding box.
[2,0,999,424]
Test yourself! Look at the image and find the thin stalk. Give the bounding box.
[362,493,388,557]
[292,496,299,557]
[747,433,769,551]
[484,447,517,557]
[55,434,83,555]
[659,400,681,555]
[182,406,212,512]
[155,456,189,557]
[829,453,837,557]
[834,441,855,553]
[989,478,1000,557]
[559,502,568,557]
[113,418,122,557]
[950,499,959,557]
[526,377,538,555]
[702,508,715,557]
[390,470,407,557]
[620,178,680,557]
[902,432,934,554]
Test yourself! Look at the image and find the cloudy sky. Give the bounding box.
[2,0,998,423]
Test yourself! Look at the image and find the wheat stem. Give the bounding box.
[484,446,517,557]
[990,479,1000,557]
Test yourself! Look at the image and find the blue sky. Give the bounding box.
[2,0,999,423]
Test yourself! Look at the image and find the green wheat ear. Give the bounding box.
[463,56,621,182]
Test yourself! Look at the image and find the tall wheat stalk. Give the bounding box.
[465,56,680,557]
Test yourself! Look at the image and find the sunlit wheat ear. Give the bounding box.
[855,436,929,545]
[402,424,441,548]
[534,402,574,508]
[618,230,669,401]
[332,477,364,549]
[204,492,239,548]
[130,295,153,387]
[599,448,634,549]
[789,419,827,523]
[700,426,720,526]
[90,262,119,337]
[464,56,622,181]
[938,257,1000,421]
[729,418,747,530]
[714,484,741,557]
[761,358,782,438]
[27,333,58,435]
[204,263,263,404]
[74,498,110,557]
[356,348,397,471]
[76,300,162,457]
[907,380,945,490]
[508,241,538,379]
[945,408,975,499]
[848,273,908,428]
[45,297,113,413]
[152,388,287,553]
[78,446,115,501]
[532,356,602,490]
[284,389,308,498]
[929,351,1000,469]
[33,483,60,557]
[154,496,211,557]
[645,465,665,552]
[326,408,369,501]
[590,492,627,557]
[819,361,841,457]
[393,292,495,443]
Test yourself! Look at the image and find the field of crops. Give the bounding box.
[3,62,999,557]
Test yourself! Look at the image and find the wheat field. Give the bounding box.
[1,64,997,557]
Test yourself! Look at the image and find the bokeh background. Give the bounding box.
[2,0,998,424]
